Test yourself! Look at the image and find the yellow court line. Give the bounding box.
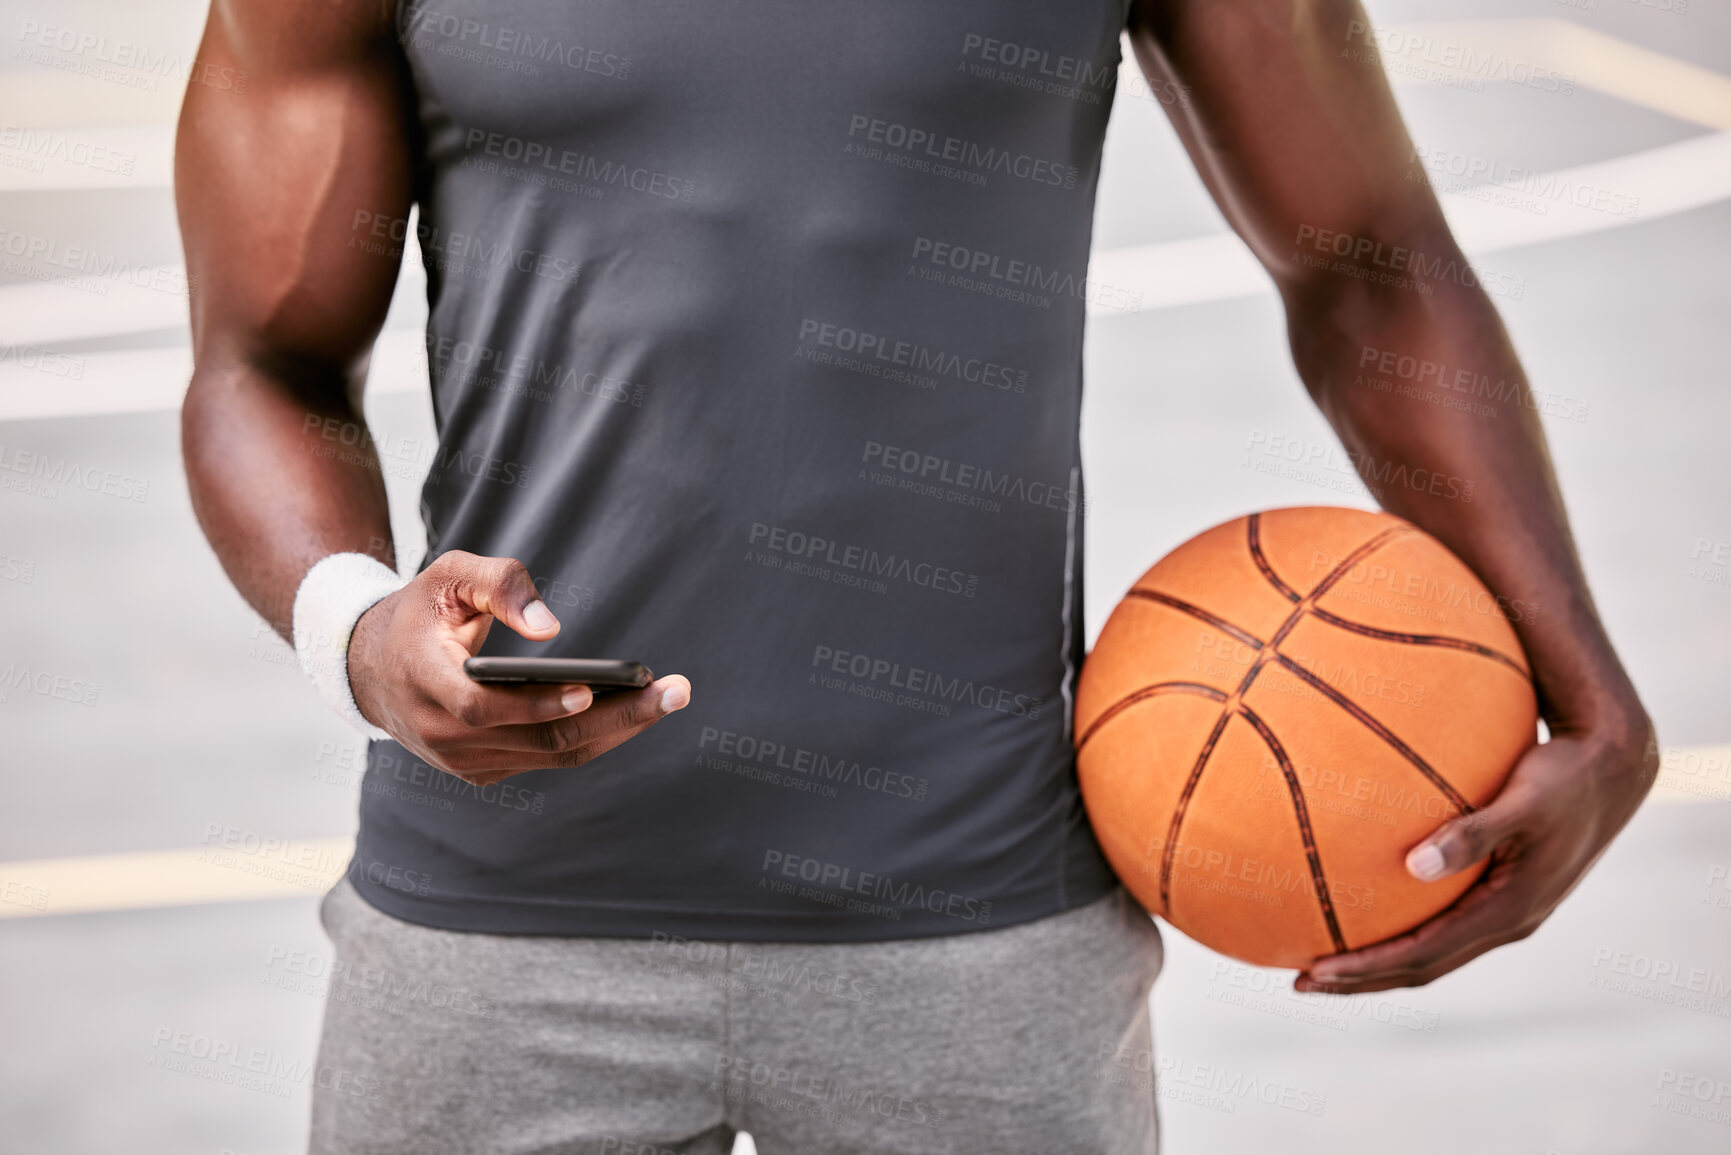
[0,746,1723,921]
[0,838,352,920]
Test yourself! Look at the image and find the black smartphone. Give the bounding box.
[463,657,653,690]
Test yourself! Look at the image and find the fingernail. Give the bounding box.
[523,600,558,632]
[658,681,689,713]
[1408,843,1448,882]
[560,686,591,714]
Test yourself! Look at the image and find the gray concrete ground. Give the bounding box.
[2,0,1728,1151]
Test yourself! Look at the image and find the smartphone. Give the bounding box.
[463,657,653,690]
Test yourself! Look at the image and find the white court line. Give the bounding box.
[0,746,1721,920]
[5,126,1729,418]
[3,21,1730,411]
[1089,130,1731,315]
[0,330,426,422]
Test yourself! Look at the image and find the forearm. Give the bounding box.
[182,354,394,644]
[1284,242,1648,748]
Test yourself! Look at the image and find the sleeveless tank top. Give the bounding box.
[352,0,1134,939]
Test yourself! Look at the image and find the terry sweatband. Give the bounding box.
[291,552,407,741]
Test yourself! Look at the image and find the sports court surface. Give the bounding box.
[2,1,1727,1151]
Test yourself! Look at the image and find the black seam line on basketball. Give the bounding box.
[1158,709,1234,910]
[1236,704,1348,955]
[1125,589,1265,650]
[1303,525,1414,601]
[1076,682,1229,752]
[1242,525,1415,694]
[1246,512,1302,603]
[1307,607,1530,679]
[1273,654,1474,814]
[1149,526,1413,908]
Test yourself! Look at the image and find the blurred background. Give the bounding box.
[1,0,1727,1152]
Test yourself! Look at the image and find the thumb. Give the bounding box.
[439,553,561,641]
[1405,792,1526,882]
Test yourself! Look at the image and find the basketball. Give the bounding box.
[1075,506,1539,968]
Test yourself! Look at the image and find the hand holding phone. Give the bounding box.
[346,551,689,784]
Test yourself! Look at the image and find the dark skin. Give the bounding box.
[179,0,1655,990]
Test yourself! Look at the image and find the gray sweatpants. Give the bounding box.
[308,880,1163,1154]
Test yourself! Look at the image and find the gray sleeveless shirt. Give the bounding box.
[352,0,1133,939]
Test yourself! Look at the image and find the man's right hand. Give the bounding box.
[348,551,690,786]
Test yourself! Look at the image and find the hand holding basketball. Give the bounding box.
[1299,723,1656,993]
[1077,507,1656,987]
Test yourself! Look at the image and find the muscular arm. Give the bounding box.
[177,0,688,780]
[1128,0,1656,989]
[178,0,409,635]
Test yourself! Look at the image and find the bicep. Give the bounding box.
[1126,0,1445,294]
[176,0,415,387]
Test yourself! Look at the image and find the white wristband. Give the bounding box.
[291,552,407,741]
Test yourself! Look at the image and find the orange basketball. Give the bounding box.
[1075,506,1538,968]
